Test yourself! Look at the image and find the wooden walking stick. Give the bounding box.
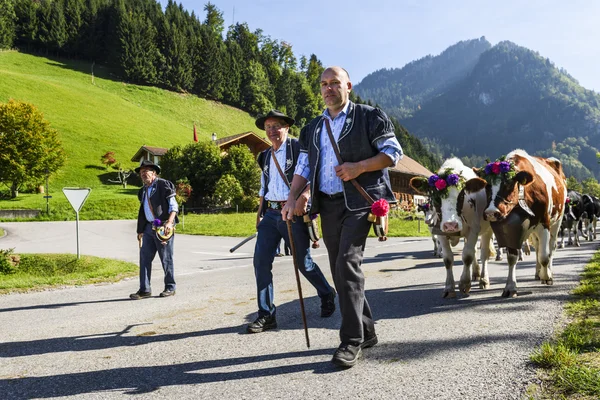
[286,219,310,348]
[269,145,311,348]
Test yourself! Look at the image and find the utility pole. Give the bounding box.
[44,169,50,214]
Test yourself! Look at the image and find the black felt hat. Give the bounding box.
[255,109,295,130]
[135,160,161,174]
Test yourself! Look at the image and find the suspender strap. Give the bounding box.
[324,119,375,205]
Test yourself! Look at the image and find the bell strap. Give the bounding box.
[271,147,291,189]
[144,186,157,221]
[324,119,375,205]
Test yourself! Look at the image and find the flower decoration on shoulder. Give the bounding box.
[479,156,516,185]
[426,169,464,199]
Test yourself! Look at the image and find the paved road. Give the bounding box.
[0,220,598,399]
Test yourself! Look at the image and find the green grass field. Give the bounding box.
[0,50,260,220]
[0,253,138,293]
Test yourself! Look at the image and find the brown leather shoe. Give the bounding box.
[159,289,176,297]
[130,290,151,300]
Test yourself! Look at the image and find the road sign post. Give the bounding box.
[62,188,91,259]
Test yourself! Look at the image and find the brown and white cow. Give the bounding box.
[410,158,494,298]
[481,149,567,297]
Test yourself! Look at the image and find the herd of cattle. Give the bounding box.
[409,149,600,298]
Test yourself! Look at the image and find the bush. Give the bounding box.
[0,248,19,275]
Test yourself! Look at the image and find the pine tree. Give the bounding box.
[0,0,17,49]
[119,9,159,84]
[14,0,39,51]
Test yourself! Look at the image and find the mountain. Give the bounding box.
[354,37,491,118]
[356,40,600,180]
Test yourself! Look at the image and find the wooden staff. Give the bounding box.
[229,232,258,253]
[286,219,310,348]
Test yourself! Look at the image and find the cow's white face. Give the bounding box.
[440,186,463,233]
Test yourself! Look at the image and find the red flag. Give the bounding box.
[193,124,198,142]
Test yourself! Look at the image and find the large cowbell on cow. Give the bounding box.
[491,208,532,250]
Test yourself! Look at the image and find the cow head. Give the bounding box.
[417,202,439,227]
[484,165,534,222]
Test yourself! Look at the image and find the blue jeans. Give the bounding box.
[139,223,176,292]
[253,209,333,317]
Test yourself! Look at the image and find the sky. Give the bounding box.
[160,0,600,92]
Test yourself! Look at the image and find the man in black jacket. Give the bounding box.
[282,67,403,367]
[130,160,179,300]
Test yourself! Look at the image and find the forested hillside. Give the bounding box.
[357,38,600,180]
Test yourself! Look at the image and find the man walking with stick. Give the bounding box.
[282,67,403,367]
[247,110,336,334]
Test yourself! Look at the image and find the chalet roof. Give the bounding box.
[130,145,168,161]
[390,154,433,177]
[215,131,270,148]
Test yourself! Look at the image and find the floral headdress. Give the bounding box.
[426,168,464,199]
[479,156,516,185]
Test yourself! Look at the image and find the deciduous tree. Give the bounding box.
[0,100,66,198]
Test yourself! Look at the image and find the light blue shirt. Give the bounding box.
[259,144,291,201]
[294,103,403,194]
[143,181,178,223]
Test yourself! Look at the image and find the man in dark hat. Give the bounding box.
[247,110,336,333]
[130,160,179,300]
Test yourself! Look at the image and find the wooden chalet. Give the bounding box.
[389,155,433,210]
[131,145,168,166]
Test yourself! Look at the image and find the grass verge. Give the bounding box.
[176,211,432,237]
[0,253,137,293]
[529,250,600,399]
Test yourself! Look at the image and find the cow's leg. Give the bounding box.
[460,231,478,294]
[537,228,553,285]
[478,231,492,289]
[593,218,598,240]
[523,239,531,256]
[488,237,497,260]
[567,222,573,246]
[439,236,456,298]
[574,219,581,247]
[432,233,440,257]
[557,227,564,249]
[502,248,519,297]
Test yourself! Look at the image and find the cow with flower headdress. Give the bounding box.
[469,149,567,297]
[410,158,495,298]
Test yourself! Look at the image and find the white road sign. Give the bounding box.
[62,188,91,212]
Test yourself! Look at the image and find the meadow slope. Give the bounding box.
[0,51,260,219]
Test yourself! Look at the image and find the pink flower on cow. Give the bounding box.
[435,179,447,191]
[491,162,501,174]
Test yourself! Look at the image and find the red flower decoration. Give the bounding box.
[435,179,447,191]
[491,162,501,174]
[371,198,390,217]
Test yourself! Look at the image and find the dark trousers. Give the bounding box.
[320,196,375,344]
[139,223,176,292]
[253,209,333,317]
